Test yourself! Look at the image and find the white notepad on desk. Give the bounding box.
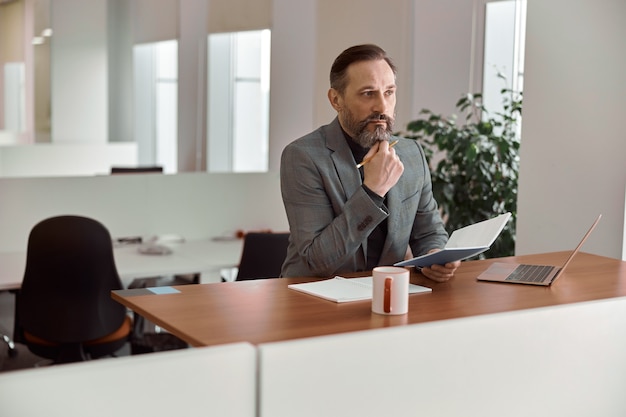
[288,276,431,303]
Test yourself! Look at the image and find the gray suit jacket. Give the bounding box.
[280,117,448,277]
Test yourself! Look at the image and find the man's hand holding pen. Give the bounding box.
[361,139,404,197]
[356,139,398,168]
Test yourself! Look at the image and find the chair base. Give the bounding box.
[24,337,130,364]
[130,332,188,355]
[21,316,132,364]
[2,333,18,358]
[127,274,195,354]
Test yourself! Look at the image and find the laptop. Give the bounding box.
[477,214,602,286]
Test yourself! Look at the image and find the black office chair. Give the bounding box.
[235,232,290,281]
[14,215,131,364]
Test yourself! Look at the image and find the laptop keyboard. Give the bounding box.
[505,264,556,283]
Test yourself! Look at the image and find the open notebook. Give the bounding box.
[395,212,511,268]
[477,214,602,286]
[288,276,431,303]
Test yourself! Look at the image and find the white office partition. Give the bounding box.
[0,142,137,178]
[0,343,256,417]
[259,298,626,417]
[0,172,287,253]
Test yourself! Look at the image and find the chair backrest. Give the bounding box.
[17,215,126,344]
[235,233,290,281]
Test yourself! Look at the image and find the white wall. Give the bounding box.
[516,0,626,259]
[267,0,316,171]
[269,0,420,170]
[313,0,413,128]
[0,142,137,177]
[269,0,479,168]
[411,0,478,117]
[51,0,108,144]
[108,0,133,144]
[177,0,208,172]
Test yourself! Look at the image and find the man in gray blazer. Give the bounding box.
[280,44,460,282]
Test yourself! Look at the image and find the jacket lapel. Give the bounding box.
[326,118,361,201]
[325,118,368,262]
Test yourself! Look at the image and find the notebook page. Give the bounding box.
[288,276,372,303]
[288,276,431,303]
[446,212,511,248]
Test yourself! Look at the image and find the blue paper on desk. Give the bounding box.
[148,286,180,295]
[394,212,511,268]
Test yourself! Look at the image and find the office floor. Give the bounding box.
[0,291,45,371]
[0,291,132,373]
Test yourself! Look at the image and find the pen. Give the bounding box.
[356,140,399,169]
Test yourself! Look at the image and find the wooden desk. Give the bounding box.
[112,251,626,347]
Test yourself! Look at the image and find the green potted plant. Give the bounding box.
[403,86,522,258]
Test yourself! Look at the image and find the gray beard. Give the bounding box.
[341,110,394,148]
[354,124,392,148]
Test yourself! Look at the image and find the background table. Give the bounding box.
[112,251,626,347]
[0,238,243,291]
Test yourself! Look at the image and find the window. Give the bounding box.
[133,40,178,173]
[207,30,271,172]
[3,62,26,134]
[482,0,526,122]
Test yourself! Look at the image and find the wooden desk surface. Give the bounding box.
[112,251,626,347]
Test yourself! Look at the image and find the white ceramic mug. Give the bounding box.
[371,266,410,315]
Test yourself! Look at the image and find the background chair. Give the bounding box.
[14,215,131,364]
[234,232,290,281]
[110,166,163,174]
